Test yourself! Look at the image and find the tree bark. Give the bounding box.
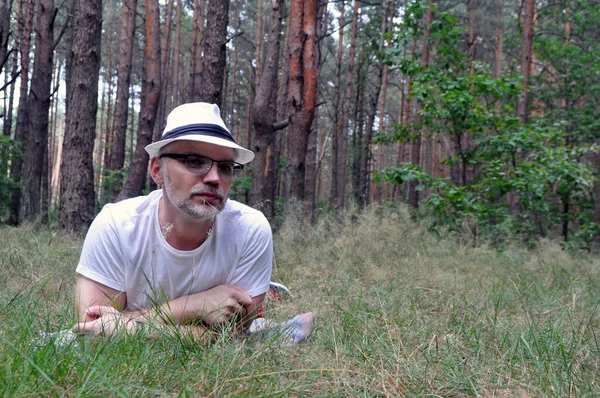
[189,0,205,101]
[21,0,55,222]
[193,0,228,108]
[251,0,283,222]
[467,0,476,65]
[59,0,102,233]
[118,0,161,201]
[172,0,182,107]
[329,0,344,207]
[3,36,18,137]
[374,0,393,203]
[352,63,365,203]
[0,0,10,71]
[148,0,174,193]
[284,0,317,208]
[495,0,504,78]
[107,0,137,200]
[517,0,535,124]
[254,0,264,84]
[9,0,35,225]
[274,7,290,200]
[337,0,359,209]
[408,0,434,208]
[228,1,240,133]
[304,0,326,216]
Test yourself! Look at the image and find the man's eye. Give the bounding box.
[187,157,210,168]
[218,163,235,172]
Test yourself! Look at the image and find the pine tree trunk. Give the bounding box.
[337,0,359,209]
[517,0,535,124]
[251,0,283,222]
[59,0,103,233]
[194,0,228,108]
[408,0,434,208]
[467,0,476,65]
[3,51,18,137]
[9,0,35,225]
[304,0,326,216]
[284,0,317,207]
[254,0,264,84]
[228,1,240,133]
[329,0,344,207]
[117,0,161,201]
[21,0,55,223]
[274,8,289,200]
[0,0,10,71]
[148,0,174,193]
[108,0,137,200]
[189,0,205,101]
[352,66,365,203]
[172,0,182,107]
[359,1,387,209]
[495,0,504,78]
[374,0,393,202]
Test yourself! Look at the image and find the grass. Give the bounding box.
[1,204,599,396]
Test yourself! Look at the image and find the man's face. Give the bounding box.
[157,141,235,221]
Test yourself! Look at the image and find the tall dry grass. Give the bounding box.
[0,204,599,396]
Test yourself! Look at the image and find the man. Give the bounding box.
[73,102,285,342]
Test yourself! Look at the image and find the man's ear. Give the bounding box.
[149,157,164,186]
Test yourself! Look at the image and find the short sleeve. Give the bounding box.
[75,205,127,292]
[227,213,273,297]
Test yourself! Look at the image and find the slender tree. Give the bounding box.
[0,0,10,71]
[359,2,388,208]
[189,0,205,101]
[9,0,35,225]
[193,0,228,108]
[284,0,318,207]
[21,0,56,222]
[251,0,284,221]
[517,0,535,123]
[337,0,359,209]
[329,0,344,208]
[495,0,504,77]
[118,0,161,200]
[171,0,182,108]
[107,0,137,200]
[59,0,103,233]
[304,0,327,214]
[408,0,434,208]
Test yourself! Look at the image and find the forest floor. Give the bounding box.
[1,205,599,396]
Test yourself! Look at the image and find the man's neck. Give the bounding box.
[158,198,214,251]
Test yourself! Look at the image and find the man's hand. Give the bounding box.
[72,305,135,337]
[164,284,253,326]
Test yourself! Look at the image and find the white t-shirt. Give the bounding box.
[76,190,273,311]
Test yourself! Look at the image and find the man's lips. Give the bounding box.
[193,192,222,202]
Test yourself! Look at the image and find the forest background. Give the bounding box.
[1,0,600,247]
[2,0,600,395]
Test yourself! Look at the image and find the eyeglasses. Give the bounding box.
[159,153,243,180]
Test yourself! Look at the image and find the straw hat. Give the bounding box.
[145,102,255,164]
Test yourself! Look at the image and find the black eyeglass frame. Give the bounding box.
[159,153,244,179]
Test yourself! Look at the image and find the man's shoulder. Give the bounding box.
[223,199,267,219]
[221,199,270,230]
[99,190,161,226]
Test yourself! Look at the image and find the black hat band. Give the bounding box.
[160,123,236,144]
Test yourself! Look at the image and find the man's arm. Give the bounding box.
[75,275,126,322]
[74,276,264,336]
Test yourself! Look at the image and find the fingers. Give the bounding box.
[86,305,119,318]
[72,319,103,335]
[229,286,253,307]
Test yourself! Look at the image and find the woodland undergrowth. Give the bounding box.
[0,204,599,396]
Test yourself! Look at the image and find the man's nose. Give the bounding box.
[202,162,221,184]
